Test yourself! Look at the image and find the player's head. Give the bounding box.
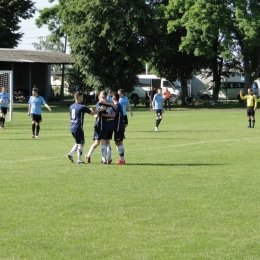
[157,88,162,94]
[32,87,39,97]
[108,89,113,96]
[118,89,124,97]
[1,86,7,93]
[74,92,83,103]
[99,90,107,101]
[112,93,120,103]
[248,88,253,94]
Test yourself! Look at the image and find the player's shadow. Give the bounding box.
[125,163,226,166]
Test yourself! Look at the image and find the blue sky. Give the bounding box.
[17,0,58,50]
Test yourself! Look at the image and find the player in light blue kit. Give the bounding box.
[67,92,107,164]
[28,87,52,138]
[0,86,10,129]
[118,89,133,138]
[152,88,164,131]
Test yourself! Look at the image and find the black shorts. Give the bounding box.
[123,115,128,125]
[0,107,8,115]
[247,107,255,117]
[99,130,113,140]
[71,131,85,144]
[114,131,124,142]
[155,109,163,117]
[31,113,42,122]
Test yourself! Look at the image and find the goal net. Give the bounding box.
[0,70,13,121]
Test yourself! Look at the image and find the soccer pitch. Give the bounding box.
[1,104,260,259]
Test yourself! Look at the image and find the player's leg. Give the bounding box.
[106,131,113,164]
[75,131,85,163]
[247,108,251,128]
[67,132,78,163]
[252,111,255,128]
[100,139,107,164]
[114,131,125,164]
[31,116,36,138]
[0,108,7,128]
[85,137,100,163]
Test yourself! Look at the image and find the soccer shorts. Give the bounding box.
[114,131,124,142]
[123,115,128,125]
[247,106,255,117]
[71,131,85,144]
[155,109,163,117]
[31,113,42,122]
[0,107,7,115]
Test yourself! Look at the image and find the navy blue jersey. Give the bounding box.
[114,103,125,132]
[70,102,91,132]
[94,101,114,132]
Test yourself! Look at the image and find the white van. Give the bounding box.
[198,81,259,100]
[137,74,180,96]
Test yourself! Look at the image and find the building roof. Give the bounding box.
[0,48,74,64]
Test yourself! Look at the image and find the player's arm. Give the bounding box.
[254,95,257,110]
[239,90,247,100]
[90,106,106,116]
[101,113,116,118]
[28,104,31,116]
[44,103,52,112]
[127,102,133,117]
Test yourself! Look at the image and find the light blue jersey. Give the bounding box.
[28,95,47,115]
[107,96,113,103]
[119,96,130,116]
[153,94,163,110]
[0,92,10,108]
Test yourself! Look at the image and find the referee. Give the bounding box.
[240,88,257,128]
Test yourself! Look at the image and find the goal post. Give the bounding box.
[0,70,13,121]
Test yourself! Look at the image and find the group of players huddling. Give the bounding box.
[67,90,129,165]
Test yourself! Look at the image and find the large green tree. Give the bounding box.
[59,0,156,92]
[166,0,260,95]
[0,0,35,48]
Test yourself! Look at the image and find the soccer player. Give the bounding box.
[107,89,113,103]
[163,87,171,110]
[28,87,51,138]
[118,89,133,138]
[152,88,164,131]
[240,88,257,128]
[0,86,10,129]
[68,92,106,164]
[147,86,156,110]
[102,93,126,164]
[85,91,115,163]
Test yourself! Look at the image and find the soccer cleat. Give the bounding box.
[35,135,39,138]
[31,134,35,138]
[247,126,251,128]
[107,159,112,164]
[116,160,125,165]
[68,155,74,163]
[86,156,91,163]
[155,127,159,131]
[101,160,107,164]
[77,160,85,164]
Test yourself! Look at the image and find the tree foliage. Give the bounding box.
[59,0,156,92]
[0,0,36,48]
[32,35,64,52]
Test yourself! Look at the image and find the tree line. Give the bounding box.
[1,0,260,102]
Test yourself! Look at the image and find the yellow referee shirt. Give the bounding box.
[240,93,257,108]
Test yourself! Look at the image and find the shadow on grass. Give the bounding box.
[124,162,227,166]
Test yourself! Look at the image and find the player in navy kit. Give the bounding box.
[67,92,106,164]
[101,93,126,164]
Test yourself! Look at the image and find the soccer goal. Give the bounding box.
[0,70,13,121]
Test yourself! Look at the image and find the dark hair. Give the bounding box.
[113,93,120,101]
[74,92,83,99]
[118,88,124,94]
[32,87,38,92]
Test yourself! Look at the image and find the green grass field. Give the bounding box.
[1,104,260,259]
